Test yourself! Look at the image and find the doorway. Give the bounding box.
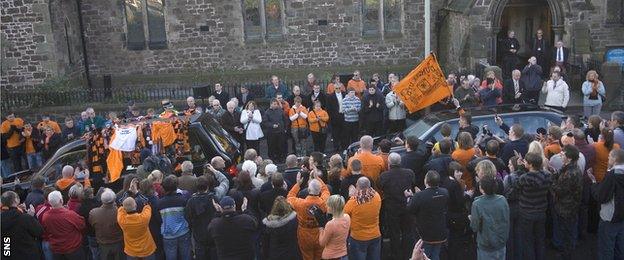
[495,0,553,67]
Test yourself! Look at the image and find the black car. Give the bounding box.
[346,104,566,157]
[2,113,241,191]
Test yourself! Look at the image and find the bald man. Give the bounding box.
[503,69,525,104]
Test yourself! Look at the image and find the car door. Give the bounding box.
[39,150,88,184]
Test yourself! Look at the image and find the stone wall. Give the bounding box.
[80,0,442,87]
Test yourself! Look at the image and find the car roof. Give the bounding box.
[420,104,560,124]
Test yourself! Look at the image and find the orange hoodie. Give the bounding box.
[451,148,476,190]
[344,191,382,241]
[593,142,620,182]
[307,109,329,133]
[345,151,387,186]
[117,205,156,257]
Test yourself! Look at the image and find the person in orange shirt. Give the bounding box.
[37,115,62,134]
[117,197,157,259]
[344,177,382,260]
[347,70,367,98]
[346,135,386,187]
[289,96,309,157]
[543,125,563,159]
[287,176,331,260]
[592,128,620,182]
[21,123,43,170]
[56,165,91,202]
[1,112,26,173]
[325,74,346,94]
[308,100,329,153]
[452,132,477,188]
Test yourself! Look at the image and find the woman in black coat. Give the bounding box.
[41,126,63,161]
[361,86,385,136]
[262,196,302,260]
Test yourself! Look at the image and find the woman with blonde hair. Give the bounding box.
[319,195,350,260]
[528,141,550,171]
[581,70,606,118]
[327,154,346,195]
[263,196,301,260]
[473,159,504,196]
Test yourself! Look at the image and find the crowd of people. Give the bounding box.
[0,30,621,260]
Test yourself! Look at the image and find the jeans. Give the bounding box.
[42,240,53,260]
[0,159,13,178]
[583,103,602,118]
[163,232,192,260]
[7,146,25,172]
[348,236,381,260]
[519,215,546,260]
[52,246,85,260]
[291,128,308,157]
[421,242,442,260]
[598,220,624,260]
[477,246,506,260]
[86,235,100,260]
[99,242,124,260]
[552,213,577,259]
[26,152,43,170]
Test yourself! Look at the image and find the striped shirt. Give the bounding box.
[342,96,361,122]
[517,170,552,219]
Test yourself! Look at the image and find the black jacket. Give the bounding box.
[378,166,416,213]
[212,91,231,108]
[78,198,102,237]
[283,167,301,190]
[407,187,449,242]
[326,92,345,126]
[1,207,43,259]
[24,188,45,209]
[263,108,287,134]
[499,139,529,165]
[502,37,520,57]
[207,211,258,260]
[424,154,454,183]
[401,141,429,187]
[185,191,217,244]
[592,166,624,223]
[259,186,288,218]
[552,46,570,64]
[42,133,63,160]
[503,79,525,104]
[236,92,255,108]
[262,212,302,260]
[220,111,243,140]
[305,92,327,109]
[518,170,552,219]
[361,92,384,122]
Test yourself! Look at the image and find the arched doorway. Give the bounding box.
[488,0,565,66]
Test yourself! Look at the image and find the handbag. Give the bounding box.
[310,110,327,134]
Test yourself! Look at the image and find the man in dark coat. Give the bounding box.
[212,83,230,108]
[361,86,385,137]
[263,99,287,163]
[305,84,327,109]
[1,191,44,260]
[236,85,255,109]
[424,139,454,187]
[521,57,544,104]
[531,29,550,78]
[502,30,521,79]
[401,136,429,189]
[552,41,570,74]
[220,101,245,149]
[503,69,525,104]
[185,176,217,260]
[379,153,417,260]
[326,86,346,151]
[207,196,258,260]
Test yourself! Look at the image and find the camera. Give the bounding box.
[482,125,492,136]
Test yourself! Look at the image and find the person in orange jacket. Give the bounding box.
[345,135,386,188]
[117,197,156,259]
[308,100,330,153]
[289,97,309,157]
[347,70,367,99]
[287,173,331,260]
[344,177,382,260]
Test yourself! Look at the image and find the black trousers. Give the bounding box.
[8,146,25,172]
[246,139,260,154]
[330,120,344,152]
[365,120,383,137]
[311,132,327,153]
[385,209,416,260]
[266,132,284,163]
[523,90,541,105]
[388,119,406,134]
[344,121,360,148]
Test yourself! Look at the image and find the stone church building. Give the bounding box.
[1,0,623,90]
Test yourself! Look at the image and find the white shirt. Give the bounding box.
[109,127,138,152]
[542,79,570,108]
[335,92,344,113]
[513,79,520,95]
[557,47,564,62]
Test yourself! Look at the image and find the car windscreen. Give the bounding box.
[200,117,239,155]
[403,119,434,140]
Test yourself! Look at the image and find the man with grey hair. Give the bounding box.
[347,135,386,186]
[379,152,418,259]
[41,190,86,259]
[283,154,301,189]
[1,190,42,259]
[287,176,330,260]
[185,96,202,115]
[220,100,244,147]
[178,161,197,193]
[89,188,124,260]
[208,99,225,119]
[344,176,383,260]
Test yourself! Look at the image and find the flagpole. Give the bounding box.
[424,0,431,57]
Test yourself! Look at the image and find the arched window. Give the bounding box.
[242,0,285,42]
[362,0,403,38]
[124,0,167,50]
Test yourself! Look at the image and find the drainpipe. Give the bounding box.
[75,0,93,91]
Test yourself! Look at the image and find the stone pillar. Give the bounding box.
[601,62,624,110]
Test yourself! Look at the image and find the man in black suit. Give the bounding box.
[212,83,230,107]
[326,83,345,151]
[503,69,525,104]
[531,29,550,78]
[235,85,255,109]
[305,84,327,109]
[219,100,244,149]
[502,30,521,80]
[552,40,570,74]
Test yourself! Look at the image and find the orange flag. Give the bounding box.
[394,53,452,113]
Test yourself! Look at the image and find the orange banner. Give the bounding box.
[394,54,451,113]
